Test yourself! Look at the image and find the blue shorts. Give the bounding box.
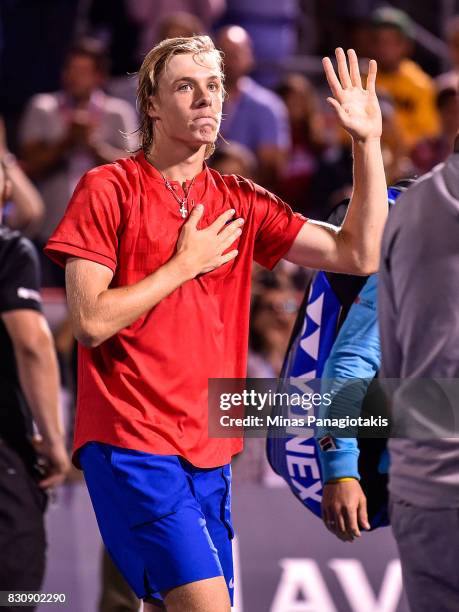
[79,442,234,605]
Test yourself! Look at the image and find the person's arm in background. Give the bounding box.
[2,310,70,487]
[319,274,380,541]
[285,48,387,276]
[19,95,76,180]
[0,239,70,488]
[0,118,44,234]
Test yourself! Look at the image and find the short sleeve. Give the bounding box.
[44,167,122,273]
[252,182,306,270]
[0,237,42,314]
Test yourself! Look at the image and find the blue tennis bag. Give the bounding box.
[266,185,412,529]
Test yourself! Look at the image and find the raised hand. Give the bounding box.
[323,48,382,142]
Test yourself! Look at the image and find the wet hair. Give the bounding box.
[136,35,224,157]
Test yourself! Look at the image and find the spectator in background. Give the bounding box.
[379,93,413,185]
[127,0,225,57]
[436,15,459,92]
[307,137,353,222]
[19,39,137,287]
[221,0,299,87]
[158,11,206,40]
[0,117,44,236]
[276,74,326,216]
[370,7,439,152]
[248,274,299,378]
[412,87,459,174]
[209,141,257,179]
[108,12,207,107]
[217,25,290,190]
[234,270,299,486]
[0,160,70,601]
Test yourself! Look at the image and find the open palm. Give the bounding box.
[323,48,382,142]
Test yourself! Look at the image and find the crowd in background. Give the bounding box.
[1,0,459,449]
[2,2,459,609]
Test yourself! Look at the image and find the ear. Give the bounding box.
[147,94,161,120]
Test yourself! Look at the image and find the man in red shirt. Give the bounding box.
[45,36,385,612]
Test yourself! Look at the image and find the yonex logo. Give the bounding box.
[319,436,336,452]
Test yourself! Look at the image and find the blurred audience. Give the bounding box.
[217,25,290,190]
[248,273,299,378]
[307,136,353,222]
[127,0,225,57]
[221,0,300,87]
[379,94,414,184]
[107,12,207,107]
[436,15,459,91]
[158,11,206,40]
[88,0,142,79]
[411,87,459,174]
[210,141,257,179]
[275,74,326,216]
[370,7,439,152]
[0,0,84,150]
[19,39,137,287]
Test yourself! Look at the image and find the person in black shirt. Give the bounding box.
[0,159,70,601]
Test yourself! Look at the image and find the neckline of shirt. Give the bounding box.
[136,151,209,187]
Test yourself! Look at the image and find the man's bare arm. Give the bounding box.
[285,49,387,275]
[1,309,70,487]
[66,205,243,347]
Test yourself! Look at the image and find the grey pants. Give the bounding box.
[390,495,459,612]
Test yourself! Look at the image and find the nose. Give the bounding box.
[194,84,212,108]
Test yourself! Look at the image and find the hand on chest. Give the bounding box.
[118,190,244,274]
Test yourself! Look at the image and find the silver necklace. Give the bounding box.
[161,173,196,219]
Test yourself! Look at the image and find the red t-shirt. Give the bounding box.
[45,151,306,468]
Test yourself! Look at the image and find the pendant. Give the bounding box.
[180,203,188,218]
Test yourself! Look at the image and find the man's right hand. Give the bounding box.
[322,478,370,542]
[32,436,71,489]
[176,205,244,277]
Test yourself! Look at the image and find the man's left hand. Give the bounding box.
[322,48,382,143]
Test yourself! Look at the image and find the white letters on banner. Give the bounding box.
[270,560,337,612]
[271,559,402,612]
[329,559,402,612]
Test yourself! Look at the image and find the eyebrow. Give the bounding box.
[172,75,222,84]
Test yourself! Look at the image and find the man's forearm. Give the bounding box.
[71,253,195,347]
[14,335,63,444]
[339,138,387,274]
[6,161,45,233]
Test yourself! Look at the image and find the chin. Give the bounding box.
[196,125,218,140]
